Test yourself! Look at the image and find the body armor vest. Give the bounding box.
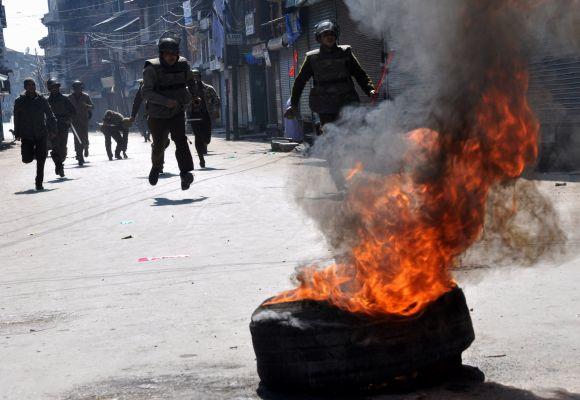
[307,45,358,114]
[144,57,189,94]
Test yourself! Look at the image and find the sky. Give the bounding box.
[3,0,48,55]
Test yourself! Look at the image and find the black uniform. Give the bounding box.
[291,44,374,125]
[290,44,374,190]
[13,92,57,188]
[142,56,195,174]
[47,92,76,171]
[100,110,128,160]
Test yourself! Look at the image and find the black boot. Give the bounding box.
[84,147,89,157]
[180,172,194,190]
[199,154,205,169]
[35,177,44,191]
[123,151,128,159]
[149,167,160,186]
[57,163,65,178]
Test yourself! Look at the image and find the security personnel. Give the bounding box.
[142,36,195,190]
[99,110,130,161]
[46,78,76,177]
[130,79,150,142]
[187,68,221,168]
[13,78,57,190]
[69,80,94,165]
[284,20,375,190]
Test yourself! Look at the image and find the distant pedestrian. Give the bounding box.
[69,80,94,165]
[99,110,131,161]
[130,79,150,142]
[13,78,57,191]
[46,78,76,178]
[187,68,220,168]
[142,35,195,190]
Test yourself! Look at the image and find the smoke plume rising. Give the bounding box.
[278,0,575,315]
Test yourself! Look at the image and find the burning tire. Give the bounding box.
[250,287,474,391]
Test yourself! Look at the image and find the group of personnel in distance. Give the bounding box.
[13,20,374,193]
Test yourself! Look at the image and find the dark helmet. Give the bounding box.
[191,68,201,77]
[158,37,180,54]
[72,80,83,88]
[46,78,60,88]
[314,20,339,42]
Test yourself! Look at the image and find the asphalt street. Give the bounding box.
[0,131,578,400]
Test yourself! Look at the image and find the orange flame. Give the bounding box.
[268,66,539,316]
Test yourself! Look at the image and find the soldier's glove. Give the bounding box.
[369,89,377,98]
[284,106,296,119]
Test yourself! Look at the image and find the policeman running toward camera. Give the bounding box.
[142,34,196,190]
[284,20,375,191]
[46,78,76,178]
[13,78,57,191]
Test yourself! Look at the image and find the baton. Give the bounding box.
[70,124,82,143]
[371,51,395,105]
[186,118,203,122]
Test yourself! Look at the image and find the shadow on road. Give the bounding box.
[46,177,77,184]
[137,173,179,180]
[198,167,226,171]
[152,196,208,207]
[256,367,580,400]
[14,188,58,195]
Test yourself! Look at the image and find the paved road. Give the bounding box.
[0,132,578,399]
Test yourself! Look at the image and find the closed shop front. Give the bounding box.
[336,0,384,102]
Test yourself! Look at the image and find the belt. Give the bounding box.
[157,83,186,91]
[313,77,350,86]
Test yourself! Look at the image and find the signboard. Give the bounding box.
[183,1,193,26]
[245,12,255,36]
[226,33,243,46]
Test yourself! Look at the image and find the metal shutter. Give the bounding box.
[297,0,338,119]
[336,0,384,102]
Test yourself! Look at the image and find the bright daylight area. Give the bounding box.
[0,1,579,399]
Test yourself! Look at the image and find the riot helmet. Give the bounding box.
[314,20,339,42]
[72,80,83,88]
[191,68,201,77]
[158,37,180,54]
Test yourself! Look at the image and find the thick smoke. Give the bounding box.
[291,0,573,277]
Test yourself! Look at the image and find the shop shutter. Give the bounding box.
[336,1,384,102]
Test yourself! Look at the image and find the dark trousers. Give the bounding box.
[148,114,194,173]
[317,113,345,190]
[72,120,89,160]
[50,123,69,167]
[104,130,123,159]
[120,129,129,153]
[190,113,211,158]
[21,138,47,184]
